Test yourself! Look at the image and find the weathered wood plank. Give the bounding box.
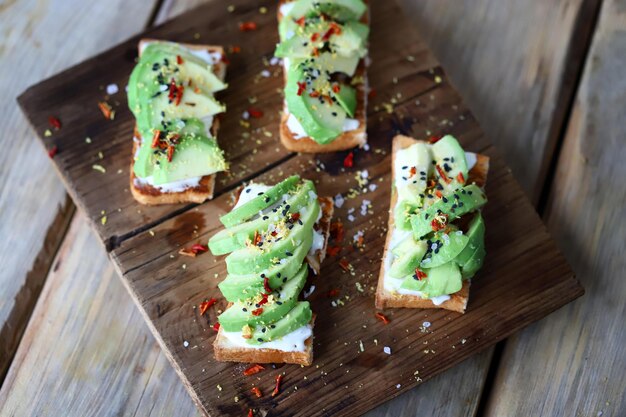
[0,215,200,417]
[397,0,602,201]
[484,1,626,415]
[0,0,159,381]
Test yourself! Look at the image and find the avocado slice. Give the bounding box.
[218,264,308,332]
[389,237,427,278]
[249,301,313,344]
[411,184,487,239]
[220,175,300,228]
[275,20,367,59]
[218,229,312,302]
[285,65,348,144]
[395,142,432,206]
[432,135,469,191]
[333,83,357,117]
[394,201,419,231]
[225,198,321,274]
[400,262,462,298]
[209,180,316,255]
[420,230,469,269]
[461,244,486,279]
[287,0,367,21]
[454,212,485,266]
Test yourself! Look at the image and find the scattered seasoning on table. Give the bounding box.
[243,364,265,376]
[47,145,58,158]
[327,288,340,298]
[239,21,257,32]
[338,258,352,273]
[326,246,341,257]
[92,164,106,173]
[179,243,209,257]
[375,312,390,325]
[271,374,283,397]
[247,409,253,417]
[247,108,263,118]
[343,151,354,168]
[383,346,391,355]
[48,116,62,130]
[368,88,377,100]
[97,101,115,120]
[251,387,262,398]
[199,298,217,316]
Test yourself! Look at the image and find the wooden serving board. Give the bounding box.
[17,0,583,416]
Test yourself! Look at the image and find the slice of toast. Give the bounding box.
[213,189,334,366]
[277,1,369,153]
[375,135,490,313]
[129,39,227,205]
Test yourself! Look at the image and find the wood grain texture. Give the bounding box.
[0,214,200,417]
[485,1,626,415]
[397,0,602,201]
[0,0,158,381]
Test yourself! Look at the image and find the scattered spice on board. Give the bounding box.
[326,245,341,257]
[48,116,61,130]
[199,298,217,316]
[239,21,258,31]
[330,222,345,242]
[343,151,354,168]
[243,364,265,376]
[375,312,390,325]
[271,374,283,397]
[251,387,262,398]
[368,88,377,100]
[247,409,253,417]
[179,243,209,257]
[98,101,115,120]
[327,288,340,298]
[92,164,106,173]
[338,258,352,273]
[48,145,58,158]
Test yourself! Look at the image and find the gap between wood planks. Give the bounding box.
[473,0,604,415]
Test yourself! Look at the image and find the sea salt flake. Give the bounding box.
[106,83,119,95]
[334,193,345,208]
[183,340,189,348]
[383,346,391,355]
[423,321,431,328]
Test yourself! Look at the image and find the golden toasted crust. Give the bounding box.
[375,135,490,313]
[277,1,369,153]
[129,39,227,205]
[214,317,315,366]
[213,185,333,365]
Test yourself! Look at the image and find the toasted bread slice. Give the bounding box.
[277,1,369,153]
[375,135,490,313]
[213,189,334,365]
[130,39,227,205]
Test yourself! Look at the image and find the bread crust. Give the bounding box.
[375,135,490,313]
[277,1,369,153]
[129,39,227,205]
[213,184,333,365]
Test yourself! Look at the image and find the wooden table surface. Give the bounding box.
[0,0,623,416]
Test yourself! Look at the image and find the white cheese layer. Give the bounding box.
[222,324,312,352]
[285,111,360,140]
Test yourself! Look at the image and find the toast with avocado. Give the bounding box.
[275,0,369,153]
[375,135,490,313]
[128,39,228,205]
[209,176,333,365]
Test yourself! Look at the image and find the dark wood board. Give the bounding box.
[17,0,583,416]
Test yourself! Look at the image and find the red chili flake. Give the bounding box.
[178,247,197,257]
[428,135,442,144]
[322,28,334,41]
[430,215,448,232]
[230,45,241,53]
[309,90,320,98]
[435,190,443,199]
[221,54,230,64]
[343,151,354,168]
[332,84,341,94]
[247,108,263,118]
[295,16,306,26]
[151,129,161,148]
[97,101,114,120]
[375,312,390,324]
[356,235,364,248]
[258,293,269,307]
[167,145,175,162]
[175,85,185,106]
[212,322,220,331]
[415,268,428,280]
[323,95,333,105]
[409,166,417,177]
[327,288,340,298]
[168,78,177,100]
[330,222,345,242]
[239,21,258,31]
[248,409,253,417]
[251,387,262,398]
[263,277,272,294]
[176,55,184,65]
[191,243,208,254]
[251,308,263,316]
[338,258,351,272]
[326,246,341,257]
[271,374,283,397]
[436,165,451,184]
[368,88,377,100]
[48,116,62,130]
[243,364,265,376]
[253,230,262,246]
[199,298,217,316]
[310,32,319,42]
[48,145,58,158]
[296,81,306,96]
[457,172,465,184]
[312,47,319,57]
[290,212,300,222]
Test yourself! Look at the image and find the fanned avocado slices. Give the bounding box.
[208,177,321,346]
